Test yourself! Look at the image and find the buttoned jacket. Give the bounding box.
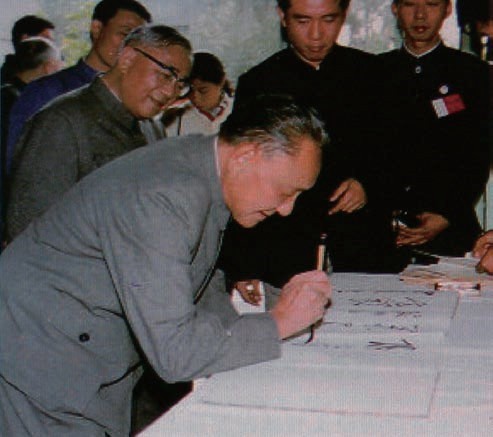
[6,77,149,240]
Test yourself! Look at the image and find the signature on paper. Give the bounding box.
[368,339,417,351]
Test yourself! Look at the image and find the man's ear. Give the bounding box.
[41,60,56,75]
[90,19,103,43]
[228,142,261,177]
[117,46,137,74]
[444,1,452,19]
[277,6,287,28]
[391,2,398,18]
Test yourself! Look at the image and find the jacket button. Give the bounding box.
[79,333,90,342]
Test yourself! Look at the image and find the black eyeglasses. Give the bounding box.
[132,47,190,97]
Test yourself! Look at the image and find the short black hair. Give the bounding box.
[190,52,225,84]
[220,94,328,155]
[190,52,234,96]
[92,0,152,24]
[392,0,450,4]
[277,0,351,13]
[11,15,55,50]
[456,0,492,26]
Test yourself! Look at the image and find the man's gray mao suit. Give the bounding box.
[0,135,281,436]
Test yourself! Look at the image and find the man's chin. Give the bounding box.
[236,220,260,229]
[235,215,266,228]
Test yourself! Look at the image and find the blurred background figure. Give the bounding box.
[0,15,55,85]
[1,36,63,251]
[457,0,493,60]
[164,51,234,136]
[457,0,493,232]
[1,37,63,149]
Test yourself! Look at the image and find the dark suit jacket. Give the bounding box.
[0,135,280,435]
[6,77,149,241]
[379,44,489,254]
[219,46,399,282]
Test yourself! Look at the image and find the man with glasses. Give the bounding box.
[6,25,192,241]
[5,0,152,174]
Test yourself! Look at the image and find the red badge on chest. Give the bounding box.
[431,93,466,118]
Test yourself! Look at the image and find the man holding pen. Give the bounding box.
[0,95,332,435]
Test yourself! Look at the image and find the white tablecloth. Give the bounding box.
[139,274,493,436]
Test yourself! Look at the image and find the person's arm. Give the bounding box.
[99,182,330,382]
[6,109,79,240]
[98,181,280,382]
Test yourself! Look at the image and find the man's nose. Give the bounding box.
[276,197,296,217]
[414,4,426,19]
[308,20,322,39]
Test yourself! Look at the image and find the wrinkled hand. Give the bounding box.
[234,280,262,306]
[270,271,332,340]
[396,212,449,247]
[472,230,493,258]
[328,178,367,215]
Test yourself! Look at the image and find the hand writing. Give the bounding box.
[270,270,331,340]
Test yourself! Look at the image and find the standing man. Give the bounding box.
[0,95,332,436]
[6,0,152,174]
[6,25,192,242]
[1,37,63,249]
[220,0,395,288]
[380,0,489,256]
[0,15,56,85]
[1,37,64,151]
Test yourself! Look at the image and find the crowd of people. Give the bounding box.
[0,0,491,435]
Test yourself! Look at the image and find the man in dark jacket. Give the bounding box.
[380,0,489,256]
[220,0,398,287]
[0,38,63,249]
[6,25,192,241]
[0,15,55,85]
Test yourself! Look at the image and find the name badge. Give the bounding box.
[431,93,466,118]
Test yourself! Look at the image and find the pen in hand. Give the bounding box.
[306,233,331,344]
